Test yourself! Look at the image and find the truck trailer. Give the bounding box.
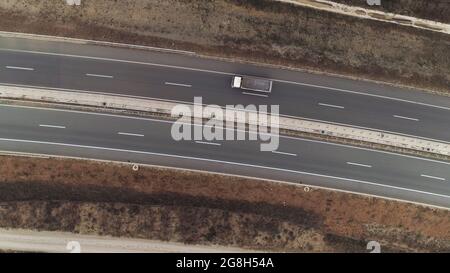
[231,75,273,93]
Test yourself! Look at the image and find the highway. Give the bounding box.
[0,35,449,207]
[0,104,449,207]
[0,36,449,143]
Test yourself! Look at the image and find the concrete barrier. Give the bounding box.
[0,84,448,156]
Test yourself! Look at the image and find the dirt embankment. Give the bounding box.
[331,0,450,24]
[0,155,448,252]
[0,0,448,94]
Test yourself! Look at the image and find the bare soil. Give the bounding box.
[0,0,448,94]
[0,155,448,252]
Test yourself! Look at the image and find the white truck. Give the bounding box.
[231,75,273,93]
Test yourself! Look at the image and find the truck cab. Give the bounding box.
[232,76,243,89]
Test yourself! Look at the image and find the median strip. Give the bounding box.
[0,84,449,158]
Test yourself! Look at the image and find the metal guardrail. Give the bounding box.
[1,85,448,156]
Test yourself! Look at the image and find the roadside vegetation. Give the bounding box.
[0,155,448,252]
[331,0,450,23]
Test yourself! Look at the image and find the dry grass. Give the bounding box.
[0,0,448,94]
[0,155,448,252]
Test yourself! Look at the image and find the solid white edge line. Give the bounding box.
[5,66,34,71]
[0,31,196,55]
[275,78,450,112]
[2,48,450,112]
[421,174,446,181]
[347,162,372,168]
[0,137,448,200]
[242,92,269,97]
[195,141,222,146]
[393,115,420,122]
[271,151,297,157]
[2,82,450,146]
[117,132,145,137]
[1,102,450,166]
[39,124,66,129]
[318,103,345,109]
[164,82,192,88]
[86,73,114,79]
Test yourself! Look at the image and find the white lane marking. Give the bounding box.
[0,31,195,55]
[195,141,221,146]
[0,48,232,75]
[0,137,449,200]
[393,115,420,122]
[39,124,66,129]
[275,79,450,112]
[117,132,144,137]
[318,103,345,109]
[164,82,192,88]
[5,66,34,71]
[421,174,446,181]
[2,48,450,112]
[271,151,297,157]
[242,92,269,98]
[4,82,450,148]
[5,82,449,146]
[1,102,450,167]
[86,73,114,79]
[347,162,372,168]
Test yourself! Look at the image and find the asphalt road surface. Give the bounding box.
[0,104,449,207]
[0,36,449,143]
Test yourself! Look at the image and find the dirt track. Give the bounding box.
[331,0,450,23]
[0,155,448,252]
[0,0,448,94]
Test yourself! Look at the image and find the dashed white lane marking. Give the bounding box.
[393,115,420,122]
[6,66,34,71]
[271,150,297,157]
[347,162,372,168]
[318,103,345,109]
[86,73,114,79]
[195,141,222,146]
[3,47,450,114]
[39,124,66,129]
[117,132,145,137]
[242,92,269,97]
[165,82,192,88]
[421,174,446,181]
[0,136,449,201]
